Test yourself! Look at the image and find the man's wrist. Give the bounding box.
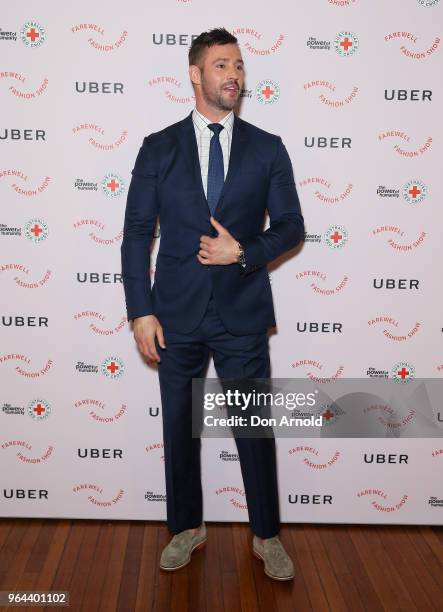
[133,313,156,324]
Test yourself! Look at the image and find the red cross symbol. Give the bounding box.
[322,408,335,421]
[31,224,43,237]
[262,85,274,99]
[340,37,353,51]
[409,185,421,199]
[27,28,40,43]
[330,231,343,244]
[397,367,409,379]
[33,403,45,416]
[107,179,119,192]
[107,361,119,374]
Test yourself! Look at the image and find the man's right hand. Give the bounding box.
[133,314,166,364]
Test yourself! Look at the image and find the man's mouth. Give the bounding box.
[223,84,239,94]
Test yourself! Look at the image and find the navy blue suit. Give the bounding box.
[121,111,304,334]
[121,111,304,537]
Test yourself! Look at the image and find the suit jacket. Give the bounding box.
[120,110,304,335]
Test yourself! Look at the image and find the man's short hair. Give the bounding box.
[189,27,238,67]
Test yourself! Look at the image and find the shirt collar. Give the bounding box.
[192,107,234,135]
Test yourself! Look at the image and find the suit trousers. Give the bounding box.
[155,293,281,539]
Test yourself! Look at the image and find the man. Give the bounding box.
[121,27,304,581]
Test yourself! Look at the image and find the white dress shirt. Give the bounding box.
[192,107,234,198]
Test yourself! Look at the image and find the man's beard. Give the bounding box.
[201,81,238,111]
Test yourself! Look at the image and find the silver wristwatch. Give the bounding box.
[237,241,246,268]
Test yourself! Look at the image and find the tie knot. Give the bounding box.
[208,123,224,137]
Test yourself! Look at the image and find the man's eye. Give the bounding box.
[217,64,225,68]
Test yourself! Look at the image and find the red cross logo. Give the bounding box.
[322,408,335,421]
[397,367,409,379]
[107,179,119,192]
[31,224,43,237]
[262,85,274,99]
[330,231,343,244]
[27,28,40,43]
[409,185,421,199]
[107,361,119,374]
[340,37,353,52]
[33,403,45,416]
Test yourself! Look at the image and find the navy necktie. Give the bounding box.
[207,123,225,215]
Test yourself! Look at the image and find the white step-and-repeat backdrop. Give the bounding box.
[2,0,442,524]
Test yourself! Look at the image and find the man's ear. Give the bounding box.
[189,64,201,86]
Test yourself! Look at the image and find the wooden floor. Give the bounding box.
[0,519,442,611]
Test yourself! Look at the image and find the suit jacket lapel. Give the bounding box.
[215,112,247,217]
[177,111,207,208]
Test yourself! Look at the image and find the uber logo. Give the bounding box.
[0,129,46,141]
[296,322,343,333]
[1,315,48,327]
[304,136,351,148]
[2,489,49,499]
[152,33,198,45]
[384,89,432,101]
[373,278,419,289]
[75,82,124,94]
[76,273,123,284]
[364,453,409,464]
[288,494,333,504]
[77,448,123,459]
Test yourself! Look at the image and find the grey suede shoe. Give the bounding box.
[159,523,207,571]
[252,535,294,580]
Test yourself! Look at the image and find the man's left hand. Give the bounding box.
[198,216,240,265]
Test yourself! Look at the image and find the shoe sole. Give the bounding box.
[159,538,207,571]
[252,548,294,581]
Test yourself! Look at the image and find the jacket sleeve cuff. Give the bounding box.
[123,278,155,322]
[238,239,265,276]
